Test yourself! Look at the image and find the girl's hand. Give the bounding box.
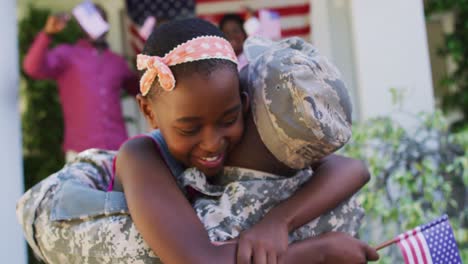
[320,232,379,264]
[236,215,289,264]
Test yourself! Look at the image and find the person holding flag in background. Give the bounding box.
[23,2,139,162]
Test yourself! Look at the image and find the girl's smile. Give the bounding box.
[195,152,225,171]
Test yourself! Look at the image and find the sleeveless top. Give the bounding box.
[108,129,185,191]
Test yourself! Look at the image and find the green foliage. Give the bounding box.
[425,1,468,131]
[341,111,468,262]
[19,6,81,190]
[19,6,82,264]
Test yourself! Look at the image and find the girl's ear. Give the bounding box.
[240,91,250,115]
[136,94,159,129]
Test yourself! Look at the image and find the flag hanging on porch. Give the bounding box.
[123,0,311,56]
[196,0,311,41]
[124,0,195,55]
[396,215,462,264]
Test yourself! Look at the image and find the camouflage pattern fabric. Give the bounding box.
[16,149,161,264]
[179,166,364,243]
[243,36,353,169]
[17,149,363,263]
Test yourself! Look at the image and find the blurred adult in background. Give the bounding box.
[23,4,139,162]
[219,13,248,71]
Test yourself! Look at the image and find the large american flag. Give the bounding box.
[396,215,462,264]
[124,0,311,56]
[196,0,311,40]
[124,0,196,56]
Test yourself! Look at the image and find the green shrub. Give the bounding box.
[19,5,82,264]
[341,111,467,263]
[425,1,468,131]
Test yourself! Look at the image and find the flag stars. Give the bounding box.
[398,216,461,264]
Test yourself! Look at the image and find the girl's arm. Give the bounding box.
[116,137,237,264]
[236,154,370,263]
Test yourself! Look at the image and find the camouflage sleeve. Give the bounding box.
[16,149,162,264]
[181,167,365,243]
[290,194,365,242]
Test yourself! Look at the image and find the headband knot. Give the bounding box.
[137,54,175,94]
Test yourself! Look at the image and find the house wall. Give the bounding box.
[311,0,361,119]
[312,0,435,122]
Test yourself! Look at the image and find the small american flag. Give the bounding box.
[196,0,311,40]
[396,215,462,264]
[124,0,195,55]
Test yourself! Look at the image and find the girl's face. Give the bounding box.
[139,68,247,177]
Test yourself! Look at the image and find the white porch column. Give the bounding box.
[349,0,434,119]
[312,0,434,120]
[311,0,361,119]
[0,1,27,263]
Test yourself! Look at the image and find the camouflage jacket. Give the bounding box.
[17,149,363,263]
[179,167,363,242]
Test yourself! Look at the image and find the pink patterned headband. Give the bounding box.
[137,36,238,96]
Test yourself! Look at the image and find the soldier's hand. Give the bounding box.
[236,214,289,264]
[320,232,379,264]
[44,14,69,35]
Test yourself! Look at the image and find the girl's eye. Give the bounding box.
[177,127,200,136]
[221,116,238,127]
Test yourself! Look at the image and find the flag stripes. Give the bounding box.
[396,215,461,264]
[196,0,311,40]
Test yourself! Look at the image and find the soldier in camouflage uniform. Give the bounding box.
[177,36,361,243]
[16,37,364,263]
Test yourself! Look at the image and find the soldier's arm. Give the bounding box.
[236,154,370,263]
[269,154,370,231]
[284,232,379,263]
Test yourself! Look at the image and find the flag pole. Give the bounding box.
[375,237,399,251]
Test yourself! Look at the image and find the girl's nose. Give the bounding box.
[199,128,224,153]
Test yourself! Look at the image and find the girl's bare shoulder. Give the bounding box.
[115,136,167,185]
